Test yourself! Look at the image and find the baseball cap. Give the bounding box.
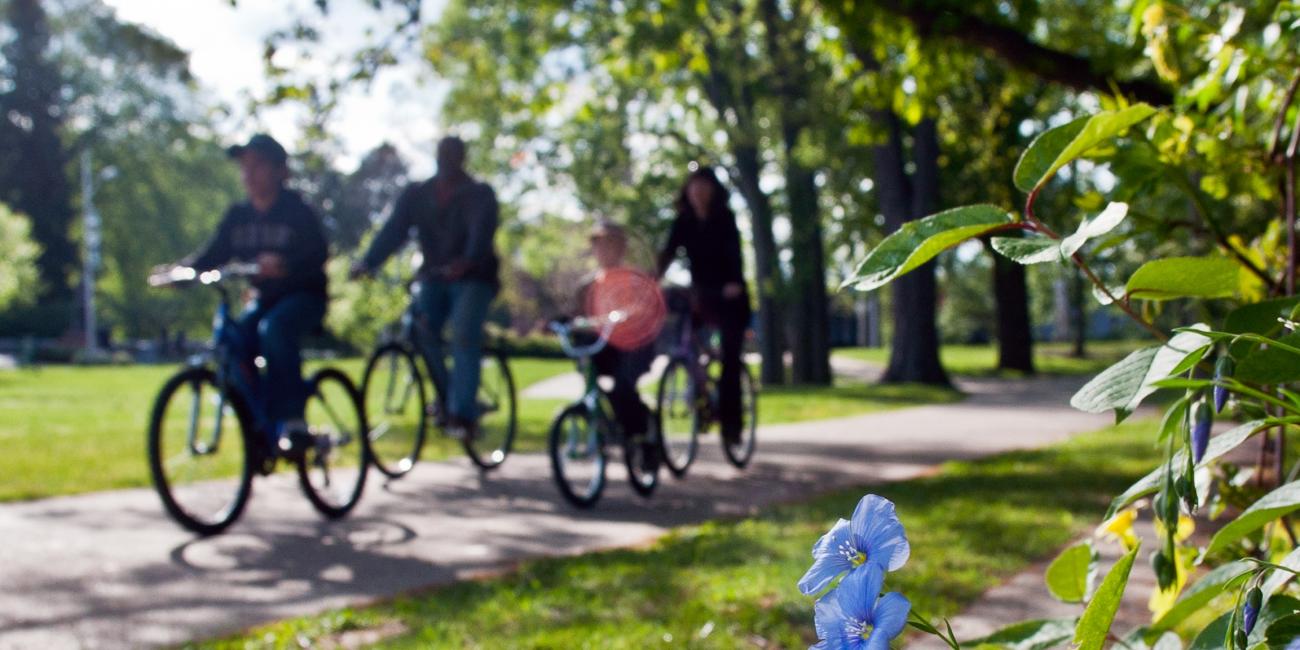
[226,133,289,166]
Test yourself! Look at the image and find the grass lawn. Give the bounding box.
[0,360,956,502]
[835,339,1151,377]
[197,419,1160,649]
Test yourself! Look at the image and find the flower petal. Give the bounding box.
[835,563,885,622]
[850,495,910,571]
[871,592,912,639]
[813,593,844,641]
[799,520,854,595]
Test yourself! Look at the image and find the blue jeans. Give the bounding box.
[237,292,326,426]
[413,280,495,421]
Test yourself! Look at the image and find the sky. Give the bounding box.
[102,0,450,176]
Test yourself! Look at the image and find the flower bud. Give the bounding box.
[1214,356,1233,413]
[1192,401,1212,464]
[1243,586,1262,634]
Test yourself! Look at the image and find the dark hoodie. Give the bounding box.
[184,189,329,305]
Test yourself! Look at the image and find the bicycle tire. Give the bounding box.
[548,402,607,509]
[297,368,370,519]
[360,342,427,478]
[655,357,700,478]
[624,412,660,498]
[463,349,517,470]
[722,364,758,469]
[147,366,254,536]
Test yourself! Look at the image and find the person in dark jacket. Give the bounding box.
[352,136,500,438]
[657,165,752,445]
[171,133,329,449]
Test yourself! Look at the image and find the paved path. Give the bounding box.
[522,353,878,399]
[1,375,1111,649]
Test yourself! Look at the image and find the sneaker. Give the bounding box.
[276,419,313,461]
[444,416,478,442]
[426,402,450,428]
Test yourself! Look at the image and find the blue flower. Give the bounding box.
[1213,356,1233,413]
[799,494,910,596]
[1192,401,1212,464]
[811,563,911,650]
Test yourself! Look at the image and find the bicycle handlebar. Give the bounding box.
[148,263,262,288]
[548,310,626,359]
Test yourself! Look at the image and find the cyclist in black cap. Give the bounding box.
[159,133,330,456]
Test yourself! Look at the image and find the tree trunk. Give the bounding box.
[1070,265,1088,358]
[732,144,787,385]
[989,234,1035,373]
[783,137,833,385]
[760,0,831,385]
[875,115,949,386]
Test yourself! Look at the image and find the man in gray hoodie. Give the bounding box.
[353,136,499,438]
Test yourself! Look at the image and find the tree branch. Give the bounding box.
[837,0,1174,105]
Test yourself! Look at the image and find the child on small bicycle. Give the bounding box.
[577,220,660,448]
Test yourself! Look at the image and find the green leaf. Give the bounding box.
[1225,297,1300,358]
[1236,332,1300,384]
[1060,202,1129,257]
[1107,420,1265,518]
[844,204,1014,291]
[1126,257,1241,301]
[1205,481,1300,557]
[1151,560,1253,632]
[1266,613,1300,648]
[1014,105,1157,192]
[1045,543,1097,603]
[965,618,1078,650]
[1071,326,1211,418]
[992,236,1062,265]
[1255,596,1300,646]
[1074,543,1139,650]
[1187,611,1231,650]
[1014,117,1088,193]
[1167,344,1212,377]
[1261,546,1300,596]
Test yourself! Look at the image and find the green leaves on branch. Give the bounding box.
[1204,482,1300,558]
[1106,420,1264,518]
[1125,256,1241,301]
[992,202,1129,265]
[965,618,1078,650]
[1013,104,1157,193]
[1070,325,1211,420]
[843,204,1014,291]
[1074,543,1140,650]
[1045,543,1098,603]
[1150,560,1252,633]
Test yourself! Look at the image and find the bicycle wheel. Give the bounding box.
[147,367,253,536]
[548,403,607,508]
[722,365,758,469]
[464,350,517,470]
[297,368,370,519]
[655,357,700,478]
[361,343,426,478]
[624,412,660,498]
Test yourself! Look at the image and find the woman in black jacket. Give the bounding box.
[657,165,753,445]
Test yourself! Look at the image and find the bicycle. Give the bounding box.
[359,277,517,477]
[655,291,758,477]
[546,312,660,508]
[146,264,369,536]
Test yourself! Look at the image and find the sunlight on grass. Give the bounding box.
[197,420,1159,649]
[835,340,1151,377]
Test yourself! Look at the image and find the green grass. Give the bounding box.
[0,359,953,502]
[197,420,1160,649]
[835,340,1151,377]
